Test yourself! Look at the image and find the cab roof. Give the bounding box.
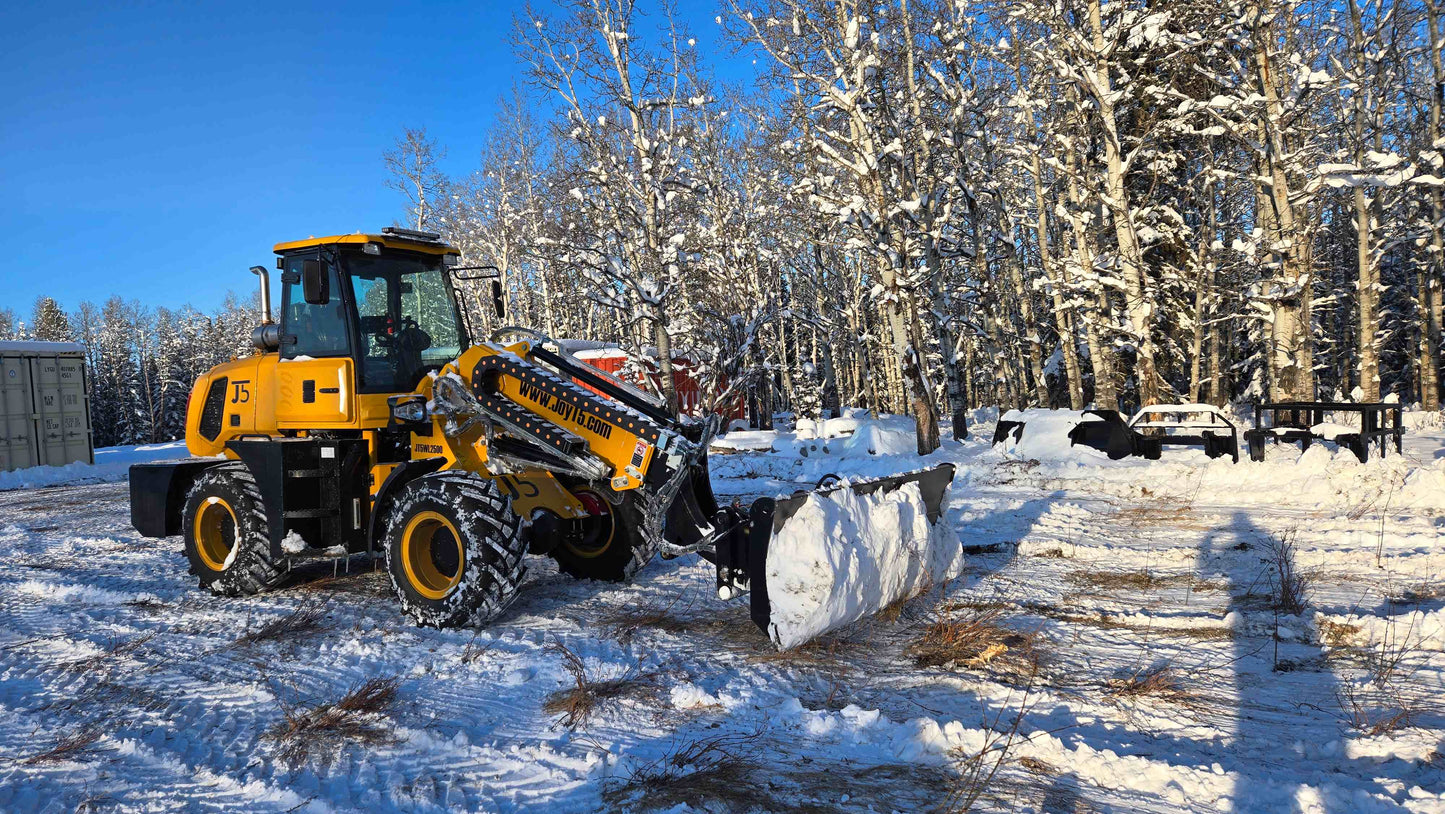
[273,228,460,257]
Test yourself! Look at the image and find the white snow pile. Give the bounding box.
[1316,607,1445,653]
[763,477,960,650]
[0,441,189,491]
[710,429,779,452]
[994,408,1104,461]
[1309,421,1362,440]
[712,411,919,457]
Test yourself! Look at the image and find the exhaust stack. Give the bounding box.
[249,265,280,351]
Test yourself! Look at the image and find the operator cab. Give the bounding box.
[271,228,468,394]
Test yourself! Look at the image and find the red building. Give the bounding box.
[561,341,744,420]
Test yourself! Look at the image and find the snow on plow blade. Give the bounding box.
[713,464,958,650]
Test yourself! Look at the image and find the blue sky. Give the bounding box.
[0,0,744,322]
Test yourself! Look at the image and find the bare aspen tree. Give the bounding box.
[516,0,707,415]
[1423,0,1445,408]
[384,127,447,231]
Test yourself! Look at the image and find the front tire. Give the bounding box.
[383,471,527,628]
[547,488,657,582]
[181,463,285,596]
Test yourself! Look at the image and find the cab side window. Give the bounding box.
[280,256,350,359]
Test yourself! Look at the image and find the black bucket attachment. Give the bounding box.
[1067,410,1161,460]
[712,463,956,647]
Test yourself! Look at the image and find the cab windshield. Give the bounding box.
[344,252,466,392]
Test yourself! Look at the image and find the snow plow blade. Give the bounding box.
[712,464,957,650]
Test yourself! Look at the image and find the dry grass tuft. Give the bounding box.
[1319,618,1362,649]
[543,644,658,729]
[1105,664,1195,706]
[459,632,492,665]
[233,605,327,647]
[24,727,103,764]
[1391,582,1443,605]
[294,568,393,597]
[599,595,724,643]
[123,598,168,614]
[909,606,1041,679]
[743,636,853,670]
[602,731,767,811]
[1033,547,1068,559]
[264,676,400,763]
[1018,756,1056,775]
[607,730,959,812]
[1067,570,1223,593]
[1111,504,1213,530]
[61,632,157,673]
[612,730,760,792]
[1002,598,1236,641]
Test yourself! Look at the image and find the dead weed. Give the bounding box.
[1105,664,1196,707]
[60,632,157,673]
[909,606,1042,679]
[1067,570,1223,593]
[264,676,401,763]
[233,605,327,647]
[543,644,659,729]
[22,727,103,764]
[600,595,727,643]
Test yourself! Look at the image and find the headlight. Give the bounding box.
[388,395,428,425]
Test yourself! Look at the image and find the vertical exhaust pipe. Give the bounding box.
[250,265,273,324]
[250,265,280,351]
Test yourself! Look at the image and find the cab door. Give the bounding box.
[276,254,357,428]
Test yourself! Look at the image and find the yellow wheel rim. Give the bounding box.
[194,496,237,572]
[561,489,616,559]
[401,510,464,600]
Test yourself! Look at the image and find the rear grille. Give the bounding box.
[198,377,228,441]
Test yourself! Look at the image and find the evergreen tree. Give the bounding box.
[30,297,72,342]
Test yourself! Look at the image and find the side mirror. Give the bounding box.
[302,259,329,305]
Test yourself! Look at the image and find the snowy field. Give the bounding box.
[0,414,1442,813]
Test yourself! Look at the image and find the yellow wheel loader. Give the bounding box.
[129,229,955,645]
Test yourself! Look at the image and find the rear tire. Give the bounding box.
[181,463,285,596]
[547,488,657,582]
[383,471,527,628]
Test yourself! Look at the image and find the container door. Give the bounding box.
[32,354,72,466]
[55,355,93,465]
[0,354,38,471]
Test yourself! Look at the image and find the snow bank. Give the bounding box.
[994,409,1106,461]
[711,430,778,452]
[714,413,919,459]
[764,479,960,649]
[0,441,188,491]
[1317,607,1445,653]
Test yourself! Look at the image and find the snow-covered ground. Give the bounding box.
[1,416,1442,812]
[0,441,187,492]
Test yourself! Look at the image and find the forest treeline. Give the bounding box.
[414,0,1445,452]
[7,0,1445,453]
[0,296,259,448]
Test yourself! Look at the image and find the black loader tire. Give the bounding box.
[548,489,657,582]
[383,471,527,628]
[180,463,286,596]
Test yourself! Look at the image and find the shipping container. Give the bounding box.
[0,341,93,473]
